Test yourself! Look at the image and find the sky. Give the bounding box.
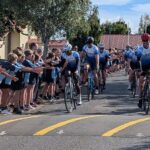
[91,0,150,33]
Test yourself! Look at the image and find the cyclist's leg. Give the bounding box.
[128,61,135,90]
[102,65,107,89]
[73,71,82,105]
[82,63,89,84]
[93,70,99,94]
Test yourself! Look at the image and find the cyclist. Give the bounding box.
[81,37,99,94]
[123,45,135,90]
[135,33,150,108]
[98,43,110,89]
[61,42,82,105]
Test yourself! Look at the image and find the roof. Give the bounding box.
[27,39,67,48]
[48,40,67,47]
[100,34,142,50]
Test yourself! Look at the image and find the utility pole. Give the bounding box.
[127,22,130,45]
[109,26,112,49]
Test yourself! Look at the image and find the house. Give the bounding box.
[0,28,29,59]
[100,34,142,50]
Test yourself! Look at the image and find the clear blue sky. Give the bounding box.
[91,0,150,33]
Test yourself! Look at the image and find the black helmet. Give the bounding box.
[87,36,94,43]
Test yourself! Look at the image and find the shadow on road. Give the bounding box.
[119,141,150,150]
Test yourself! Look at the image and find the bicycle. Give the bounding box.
[125,62,129,76]
[87,69,95,101]
[142,70,150,115]
[130,69,139,98]
[64,71,78,113]
[98,67,105,94]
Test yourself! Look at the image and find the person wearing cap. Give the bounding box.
[61,41,82,105]
[135,33,150,108]
[81,37,99,95]
[98,43,110,90]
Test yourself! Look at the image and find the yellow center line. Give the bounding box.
[0,115,42,126]
[34,115,101,136]
[102,117,150,137]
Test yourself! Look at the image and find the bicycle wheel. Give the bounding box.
[72,83,77,109]
[145,84,150,115]
[87,77,92,101]
[64,84,74,113]
[98,71,104,94]
[131,80,136,98]
[91,79,95,99]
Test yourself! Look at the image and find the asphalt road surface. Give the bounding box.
[0,70,149,150]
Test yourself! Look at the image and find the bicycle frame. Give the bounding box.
[87,70,95,100]
[142,71,150,114]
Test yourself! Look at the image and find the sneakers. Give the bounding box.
[43,96,49,100]
[127,84,132,90]
[95,89,99,95]
[28,105,36,110]
[13,108,23,114]
[1,109,12,115]
[138,99,142,109]
[49,97,55,103]
[77,94,82,105]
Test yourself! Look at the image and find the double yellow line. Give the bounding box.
[0,115,149,136]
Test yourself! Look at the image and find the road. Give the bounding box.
[0,70,149,150]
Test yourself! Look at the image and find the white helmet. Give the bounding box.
[98,43,105,48]
[63,41,72,52]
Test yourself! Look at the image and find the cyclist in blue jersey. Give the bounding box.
[61,42,82,105]
[81,37,99,94]
[123,45,135,90]
[98,43,110,89]
[135,33,150,108]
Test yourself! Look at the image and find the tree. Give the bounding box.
[101,19,130,35]
[147,25,150,34]
[69,6,101,50]
[88,6,101,44]
[0,0,91,55]
[138,14,150,34]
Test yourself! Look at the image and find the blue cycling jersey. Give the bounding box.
[123,49,134,60]
[82,44,99,62]
[135,45,150,65]
[61,51,80,69]
[99,50,109,63]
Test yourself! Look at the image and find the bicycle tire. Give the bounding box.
[131,81,136,98]
[64,85,74,113]
[145,84,150,115]
[91,80,95,99]
[72,83,77,109]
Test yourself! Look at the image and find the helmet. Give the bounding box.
[87,36,94,43]
[63,41,72,52]
[98,43,105,48]
[141,33,150,41]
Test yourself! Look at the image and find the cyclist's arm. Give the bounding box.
[61,60,68,72]
[80,51,86,60]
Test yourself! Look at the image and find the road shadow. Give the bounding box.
[119,141,150,150]
[82,107,144,116]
